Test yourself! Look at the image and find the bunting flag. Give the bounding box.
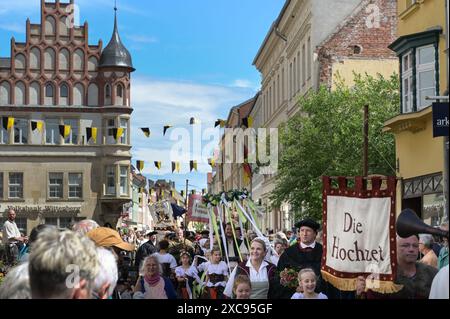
[31,120,43,132]
[86,127,98,143]
[208,158,216,167]
[136,160,144,172]
[171,161,180,173]
[141,127,151,137]
[170,190,175,198]
[59,125,71,138]
[189,160,198,172]
[215,119,226,128]
[111,128,124,140]
[171,203,187,219]
[154,161,162,170]
[163,125,172,136]
[190,117,200,125]
[242,116,253,128]
[2,117,14,130]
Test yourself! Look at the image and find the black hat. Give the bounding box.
[201,230,209,235]
[295,219,320,232]
[146,230,158,237]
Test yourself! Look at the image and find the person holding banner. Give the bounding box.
[356,235,438,299]
[223,223,249,270]
[276,219,324,299]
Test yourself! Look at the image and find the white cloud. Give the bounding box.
[0,23,24,33]
[231,79,259,90]
[125,34,158,44]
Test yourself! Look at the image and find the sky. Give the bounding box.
[0,0,285,193]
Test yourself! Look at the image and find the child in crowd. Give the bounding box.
[233,275,252,299]
[291,268,328,299]
[198,246,228,299]
[175,251,199,299]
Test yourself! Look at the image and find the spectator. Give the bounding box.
[28,228,99,299]
[133,255,177,299]
[2,209,28,265]
[72,219,99,235]
[19,224,57,263]
[135,230,159,270]
[356,235,438,299]
[438,222,448,269]
[429,265,449,299]
[92,247,119,299]
[0,262,31,299]
[153,240,177,279]
[270,239,286,266]
[419,234,438,268]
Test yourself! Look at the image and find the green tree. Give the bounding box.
[270,73,399,221]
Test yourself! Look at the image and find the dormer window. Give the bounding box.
[105,84,111,98]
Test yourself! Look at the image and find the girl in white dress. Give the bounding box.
[198,246,228,299]
[291,268,328,299]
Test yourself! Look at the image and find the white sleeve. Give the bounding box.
[5,223,17,240]
[223,266,237,298]
[221,262,229,276]
[175,267,183,277]
[429,266,449,299]
[170,255,177,269]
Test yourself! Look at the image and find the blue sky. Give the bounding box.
[0,0,285,192]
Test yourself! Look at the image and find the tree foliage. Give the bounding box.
[270,73,399,221]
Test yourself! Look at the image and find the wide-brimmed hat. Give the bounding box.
[146,230,158,237]
[87,227,135,251]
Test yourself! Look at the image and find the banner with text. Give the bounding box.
[187,194,210,223]
[321,176,401,294]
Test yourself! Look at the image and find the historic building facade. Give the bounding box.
[0,0,135,233]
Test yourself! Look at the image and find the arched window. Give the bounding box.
[117,84,123,98]
[59,48,70,70]
[0,81,11,105]
[30,47,40,69]
[105,84,111,98]
[59,16,69,36]
[60,84,69,98]
[88,56,98,71]
[29,82,40,105]
[14,54,26,69]
[44,48,56,70]
[87,83,98,106]
[45,83,55,105]
[73,83,84,105]
[14,81,26,105]
[45,16,56,35]
[74,49,84,71]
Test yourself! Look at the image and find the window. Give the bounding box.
[0,172,3,198]
[416,45,436,110]
[14,218,27,234]
[120,118,128,144]
[68,173,82,198]
[402,51,413,113]
[117,84,123,98]
[59,217,73,229]
[49,173,63,198]
[106,166,116,195]
[44,217,58,226]
[14,118,28,144]
[0,125,8,144]
[9,172,23,199]
[105,84,111,98]
[307,37,312,79]
[289,62,293,98]
[60,84,69,98]
[45,84,54,97]
[302,44,306,86]
[64,119,78,145]
[120,166,129,195]
[44,217,75,229]
[106,118,116,144]
[45,118,61,145]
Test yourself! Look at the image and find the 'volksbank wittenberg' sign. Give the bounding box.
[432,102,449,137]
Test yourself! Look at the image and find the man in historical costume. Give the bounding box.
[356,235,438,299]
[2,209,28,265]
[223,222,249,270]
[275,218,324,299]
[134,230,159,269]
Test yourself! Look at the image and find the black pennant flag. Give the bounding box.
[163,125,172,136]
[154,161,162,170]
[189,160,198,172]
[136,160,144,171]
[141,128,150,137]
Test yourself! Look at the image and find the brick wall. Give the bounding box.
[317,0,398,88]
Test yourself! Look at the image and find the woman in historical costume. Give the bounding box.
[133,255,177,299]
[224,238,277,299]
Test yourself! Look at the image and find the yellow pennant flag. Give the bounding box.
[7,117,14,130]
[37,121,43,132]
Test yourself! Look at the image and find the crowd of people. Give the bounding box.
[0,207,448,299]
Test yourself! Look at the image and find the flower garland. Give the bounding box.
[202,189,250,206]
